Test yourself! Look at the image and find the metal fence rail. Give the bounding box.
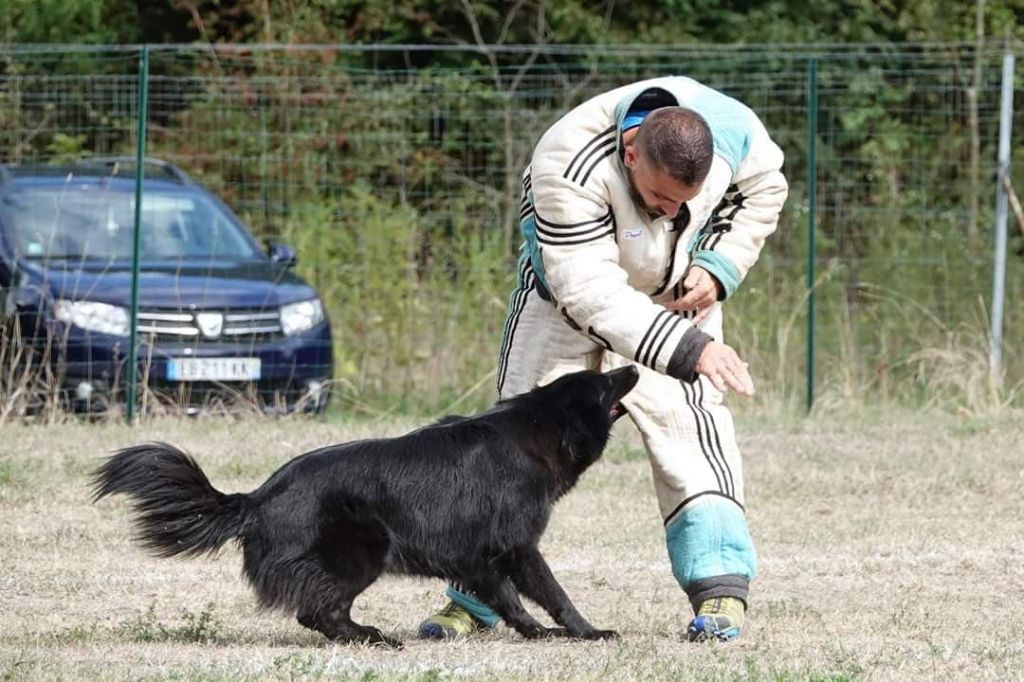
[0,43,1019,416]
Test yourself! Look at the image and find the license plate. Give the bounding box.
[167,357,261,382]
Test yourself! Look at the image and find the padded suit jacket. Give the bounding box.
[519,76,788,380]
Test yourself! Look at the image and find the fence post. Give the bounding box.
[990,51,1015,387]
[806,57,818,413]
[126,45,150,424]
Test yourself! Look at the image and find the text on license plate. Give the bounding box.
[167,358,262,382]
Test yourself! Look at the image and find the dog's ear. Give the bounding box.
[559,422,581,461]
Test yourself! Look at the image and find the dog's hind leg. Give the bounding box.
[297,602,401,649]
[297,526,401,648]
[503,546,618,640]
[292,562,401,648]
[249,548,399,647]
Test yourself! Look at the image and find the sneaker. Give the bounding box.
[418,601,492,639]
[686,596,745,642]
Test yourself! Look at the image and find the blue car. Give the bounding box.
[0,158,333,415]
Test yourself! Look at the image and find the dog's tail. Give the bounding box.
[91,442,252,558]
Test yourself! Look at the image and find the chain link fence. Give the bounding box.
[0,43,1020,416]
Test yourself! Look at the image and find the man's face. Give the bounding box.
[623,144,703,219]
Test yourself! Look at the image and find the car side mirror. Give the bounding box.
[267,242,298,268]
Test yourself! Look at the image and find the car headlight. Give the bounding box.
[280,298,324,336]
[53,300,130,337]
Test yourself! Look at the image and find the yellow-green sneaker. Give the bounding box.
[417,601,493,639]
[686,596,745,642]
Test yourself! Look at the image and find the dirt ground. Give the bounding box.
[1,410,1022,681]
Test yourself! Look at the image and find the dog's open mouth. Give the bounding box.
[609,401,627,421]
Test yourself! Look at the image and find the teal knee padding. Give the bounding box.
[445,586,500,627]
[665,497,757,588]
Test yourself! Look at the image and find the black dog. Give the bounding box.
[92,366,639,647]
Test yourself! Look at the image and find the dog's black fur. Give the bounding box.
[92,366,639,647]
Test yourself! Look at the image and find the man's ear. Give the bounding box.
[623,144,638,169]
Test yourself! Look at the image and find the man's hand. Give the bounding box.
[695,341,755,396]
[665,266,721,324]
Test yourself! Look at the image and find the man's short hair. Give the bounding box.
[635,107,714,186]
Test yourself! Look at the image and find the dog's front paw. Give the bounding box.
[520,625,565,639]
[520,626,547,639]
[576,628,619,641]
[543,627,570,638]
[362,627,403,649]
[373,635,404,649]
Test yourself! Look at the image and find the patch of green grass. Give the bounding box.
[0,458,43,496]
[270,654,452,681]
[114,603,225,644]
[59,452,96,479]
[0,652,41,681]
[0,460,16,487]
[270,652,321,677]
[210,456,281,481]
[602,440,646,464]
[53,623,99,644]
[946,415,1007,438]
[760,598,823,622]
[736,656,864,682]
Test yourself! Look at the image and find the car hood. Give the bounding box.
[20,259,318,309]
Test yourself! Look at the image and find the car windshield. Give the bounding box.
[0,186,264,262]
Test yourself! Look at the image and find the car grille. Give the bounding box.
[136,308,284,343]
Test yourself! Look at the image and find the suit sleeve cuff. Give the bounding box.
[690,251,741,300]
[666,326,714,382]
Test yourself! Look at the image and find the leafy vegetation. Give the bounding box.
[1,2,1022,414]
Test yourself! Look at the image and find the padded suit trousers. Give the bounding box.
[494,258,756,609]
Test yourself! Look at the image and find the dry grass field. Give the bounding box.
[1,410,1022,681]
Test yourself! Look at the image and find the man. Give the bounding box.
[419,76,787,642]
